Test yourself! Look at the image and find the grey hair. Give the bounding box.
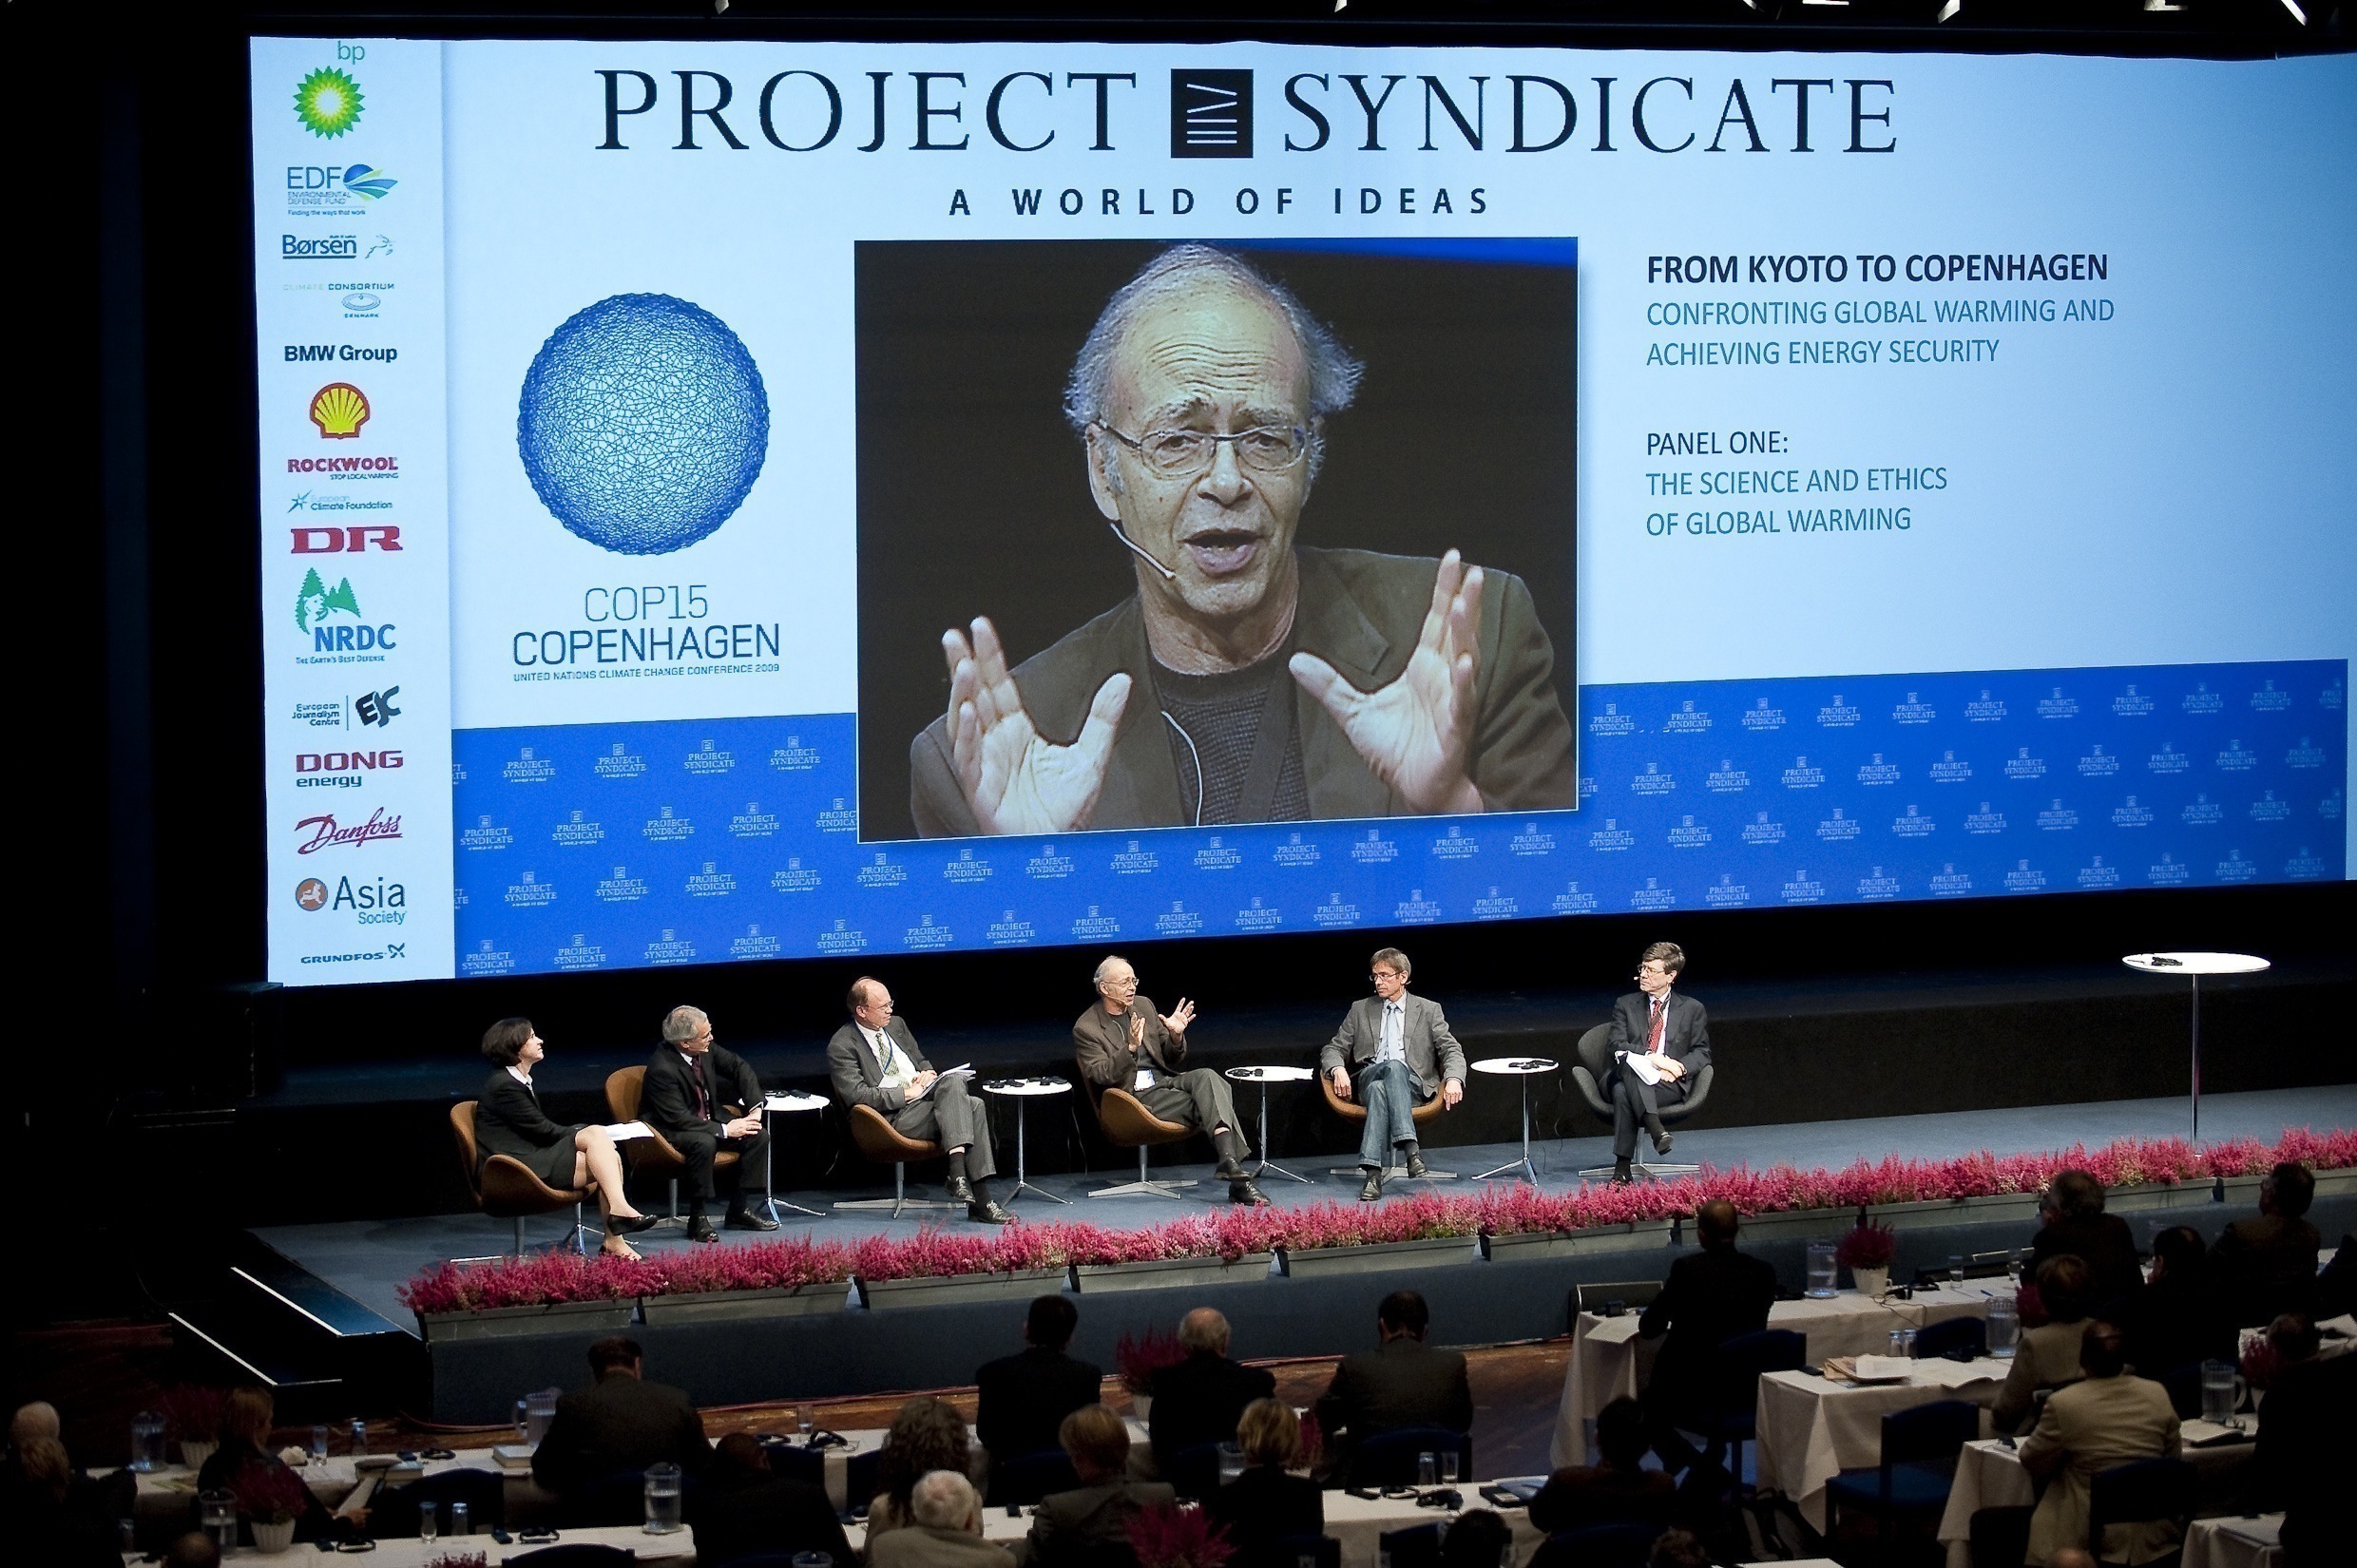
[1093,954,1132,989]
[1064,244,1364,479]
[1178,1307,1231,1354]
[910,1469,980,1531]
[1370,947,1412,980]
[661,1004,708,1043]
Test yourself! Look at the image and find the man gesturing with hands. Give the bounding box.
[910,244,1572,837]
[1073,955,1267,1206]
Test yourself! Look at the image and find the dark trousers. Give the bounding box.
[1139,1069,1248,1171]
[671,1122,772,1202]
[1609,1069,1689,1159]
[887,1075,997,1182]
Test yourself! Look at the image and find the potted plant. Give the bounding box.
[1477,1182,1679,1261]
[852,1225,1068,1310]
[1274,1192,1480,1277]
[160,1385,228,1472]
[1066,1214,1276,1292]
[1126,1502,1235,1568]
[1116,1324,1187,1421]
[1835,1221,1899,1300]
[231,1458,311,1554]
[637,1235,856,1323]
[399,1251,644,1342]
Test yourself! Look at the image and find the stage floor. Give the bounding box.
[259,1084,2356,1335]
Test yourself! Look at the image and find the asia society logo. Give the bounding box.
[295,873,407,923]
[310,383,371,438]
[1171,69,1252,158]
[294,53,366,139]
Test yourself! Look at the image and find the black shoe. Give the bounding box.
[686,1215,720,1244]
[945,1175,976,1205]
[1405,1149,1428,1179]
[1611,1159,1633,1186]
[1651,1128,1675,1157]
[725,1206,779,1232]
[1359,1169,1383,1202]
[605,1212,660,1237]
[968,1199,1011,1224]
[1230,1179,1271,1207]
[1215,1161,1247,1181]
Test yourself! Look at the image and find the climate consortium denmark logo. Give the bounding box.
[294,67,365,138]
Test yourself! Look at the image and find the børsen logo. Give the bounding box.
[294,873,407,925]
[294,807,403,853]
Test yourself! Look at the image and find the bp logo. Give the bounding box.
[517,294,769,556]
[294,67,365,138]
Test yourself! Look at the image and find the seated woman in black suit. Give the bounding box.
[195,1387,339,1543]
[476,1016,657,1259]
[1208,1399,1324,1565]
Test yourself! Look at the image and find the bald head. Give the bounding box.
[1696,1198,1740,1249]
[910,1469,982,1533]
[1179,1308,1232,1355]
[10,1402,60,1447]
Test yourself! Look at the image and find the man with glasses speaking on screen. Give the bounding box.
[909,244,1574,837]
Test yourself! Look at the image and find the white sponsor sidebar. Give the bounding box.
[254,37,455,983]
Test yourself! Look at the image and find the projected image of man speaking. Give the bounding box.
[908,245,1574,837]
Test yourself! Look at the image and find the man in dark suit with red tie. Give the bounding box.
[1606,942,1710,1184]
[640,1005,775,1242]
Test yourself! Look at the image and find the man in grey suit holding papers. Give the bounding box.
[1322,947,1466,1201]
[1606,942,1710,1184]
[829,977,1009,1223]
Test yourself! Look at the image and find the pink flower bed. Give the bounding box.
[401,1126,2353,1315]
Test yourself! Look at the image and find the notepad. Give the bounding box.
[601,1121,653,1141]
[1615,1050,1666,1086]
[1850,1355,1914,1382]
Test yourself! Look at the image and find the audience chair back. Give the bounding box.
[1574,1280,1664,1316]
[606,1064,738,1221]
[1530,1522,1658,1568]
[1911,1316,1988,1360]
[1378,1522,1443,1568]
[1247,1534,1341,1568]
[987,1447,1082,1507]
[1567,1024,1715,1130]
[2087,1457,2198,1557]
[448,1100,591,1255]
[1701,1329,1807,1473]
[1351,1425,1474,1488]
[1823,1399,1979,1544]
[1317,1073,1451,1129]
[371,1465,507,1536]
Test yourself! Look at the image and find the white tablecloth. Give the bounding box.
[2183,1515,2284,1568]
[1753,1361,2009,1532]
[123,1522,695,1564]
[1934,1425,2261,1568]
[1549,1287,2000,1467]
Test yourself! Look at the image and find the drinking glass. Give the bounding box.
[798,1403,816,1440]
[418,1501,439,1548]
[310,1425,331,1465]
[2200,1360,2243,1425]
[1888,1329,1910,1357]
[644,1461,685,1533]
[451,1501,471,1536]
[1417,1452,1438,1487]
[1987,1297,2021,1358]
[1441,1450,1461,1485]
[1805,1241,1838,1298]
[1947,1254,1966,1287]
[514,1399,530,1444]
[1902,1328,1919,1358]
[525,1388,560,1446]
[1217,1443,1246,1486]
[130,1412,166,1473]
[350,1417,370,1456]
[201,1490,238,1555]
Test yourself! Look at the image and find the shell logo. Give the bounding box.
[309,382,372,439]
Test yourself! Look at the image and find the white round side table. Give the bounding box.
[759,1092,832,1219]
[2122,952,2270,1141]
[1470,1057,1559,1184]
[981,1078,1075,1205]
[1224,1065,1316,1185]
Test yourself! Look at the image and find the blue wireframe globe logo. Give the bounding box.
[517,294,769,556]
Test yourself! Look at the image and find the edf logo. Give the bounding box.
[292,526,402,554]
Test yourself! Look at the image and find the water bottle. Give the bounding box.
[525,1388,560,1446]
[1217,1442,1246,1486]
[644,1461,684,1533]
[1417,1451,1438,1487]
[514,1399,530,1444]
[130,1411,166,1473]
[451,1501,471,1536]
[1987,1297,2021,1358]
[1902,1328,1920,1358]
[1805,1240,1838,1299]
[201,1489,239,1555]
[350,1416,369,1456]
[310,1425,331,1465]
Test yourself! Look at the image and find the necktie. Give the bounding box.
[690,1054,711,1119]
[1648,997,1666,1054]
[872,1027,900,1078]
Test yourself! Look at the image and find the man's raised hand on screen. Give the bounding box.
[942,616,1132,835]
[1289,550,1487,815]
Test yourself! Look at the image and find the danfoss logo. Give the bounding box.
[294,807,404,852]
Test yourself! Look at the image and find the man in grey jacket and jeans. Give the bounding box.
[1322,948,1466,1200]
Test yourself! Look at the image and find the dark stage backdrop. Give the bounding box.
[854,240,1578,840]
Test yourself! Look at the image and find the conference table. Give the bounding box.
[1753,1357,2013,1533]
[2182,1515,2285,1568]
[122,1524,696,1564]
[1933,1425,2260,1568]
[1549,1282,2003,1467]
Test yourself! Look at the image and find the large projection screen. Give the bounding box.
[253,38,2354,984]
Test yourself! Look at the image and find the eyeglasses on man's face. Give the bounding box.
[1098,422,1312,480]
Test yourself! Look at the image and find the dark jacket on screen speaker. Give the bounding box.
[976,1345,1105,1462]
[910,548,1574,835]
[531,1371,712,1495]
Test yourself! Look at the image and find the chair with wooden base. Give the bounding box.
[604,1065,739,1232]
[449,1101,595,1256]
[1088,1086,1198,1198]
[1319,1073,1458,1179]
[836,1102,958,1216]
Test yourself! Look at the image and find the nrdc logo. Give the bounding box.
[1171,70,1252,158]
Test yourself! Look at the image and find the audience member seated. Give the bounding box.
[870,1470,1019,1568]
[1437,1508,1512,1568]
[1635,1199,1776,1473]
[2212,1162,2322,1328]
[3,1401,66,1510]
[869,1396,977,1544]
[2018,1320,2181,1568]
[1150,1309,1276,1481]
[2029,1170,2144,1310]
[1648,1531,1712,1568]
[1317,1290,1473,1473]
[195,1387,337,1544]
[2119,1227,2235,1378]
[530,1336,711,1505]
[1995,1255,2098,1435]
[2244,1313,2357,1568]
[1529,1396,1677,1535]
[1017,1405,1176,1568]
[14,1436,116,1568]
[1206,1399,1322,1564]
[693,1431,854,1568]
[162,1531,223,1568]
[979,1297,1104,1467]
[2316,1233,2354,1321]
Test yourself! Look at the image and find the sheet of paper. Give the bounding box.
[601,1120,652,1141]
[1615,1050,1664,1086]
[1911,1357,2008,1388]
[1851,1355,1914,1381]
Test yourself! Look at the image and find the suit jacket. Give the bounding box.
[694,1474,853,1568]
[2018,1373,2180,1567]
[1206,1464,1324,1552]
[1019,1477,1178,1568]
[1638,1246,1778,1412]
[1527,1463,1677,1535]
[2030,1214,2146,1311]
[2119,1275,2235,1380]
[1320,1335,1473,1443]
[828,1018,936,1115]
[1149,1351,1277,1468]
[910,547,1574,835]
[873,1523,1022,1568]
[1994,1320,2090,1435]
[1606,991,1711,1079]
[474,1068,581,1166]
[1074,998,1190,1100]
[639,1043,761,1141]
[2211,1214,2322,1327]
[977,1346,1104,1462]
[2245,1351,2357,1565]
[531,1371,712,1495]
[1320,992,1467,1099]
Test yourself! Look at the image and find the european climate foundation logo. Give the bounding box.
[517,294,769,556]
[294,67,365,139]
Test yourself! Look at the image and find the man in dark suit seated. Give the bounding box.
[532,1336,712,1505]
[1638,1198,1778,1474]
[2119,1227,2235,1378]
[1150,1309,1276,1482]
[1318,1290,1473,1474]
[829,977,1009,1224]
[1017,1405,1177,1568]
[2212,1162,2322,1328]
[978,1296,1105,1465]
[2243,1314,2357,1568]
[694,1431,853,1568]
[1529,1396,1677,1534]
[1604,943,1710,1185]
[2028,1169,2144,1310]
[639,1005,775,1242]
